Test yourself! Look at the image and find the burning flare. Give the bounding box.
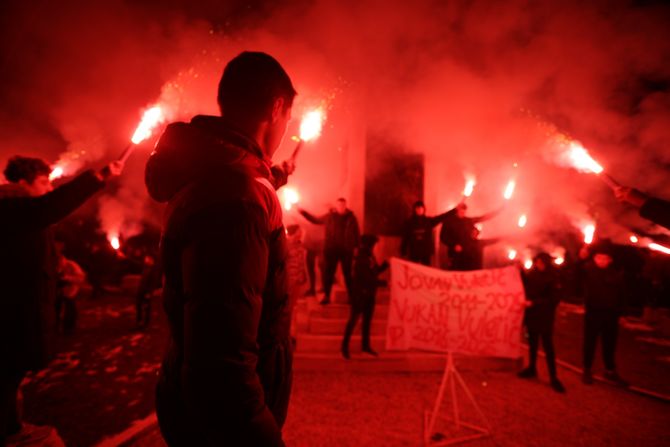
[582,223,596,245]
[503,180,516,200]
[565,141,604,174]
[518,214,527,228]
[131,106,164,145]
[523,259,533,270]
[299,109,324,142]
[463,177,476,198]
[281,187,300,211]
[554,257,565,266]
[649,243,670,255]
[49,166,64,181]
[109,234,120,250]
[507,249,517,260]
[629,235,639,244]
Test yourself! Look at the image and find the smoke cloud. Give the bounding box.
[1,0,668,256]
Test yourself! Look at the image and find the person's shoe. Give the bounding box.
[341,347,350,360]
[362,347,378,357]
[304,289,316,297]
[319,297,330,305]
[6,423,54,444]
[550,377,566,393]
[603,370,629,387]
[582,369,593,385]
[517,367,537,379]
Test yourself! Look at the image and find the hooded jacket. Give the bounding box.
[0,171,103,376]
[146,115,292,446]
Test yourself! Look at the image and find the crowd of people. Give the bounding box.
[2,50,669,446]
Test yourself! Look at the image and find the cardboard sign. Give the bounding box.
[386,258,525,358]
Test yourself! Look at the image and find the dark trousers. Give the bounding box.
[583,309,619,371]
[0,373,24,445]
[55,296,77,334]
[527,331,557,378]
[323,248,354,300]
[136,294,152,328]
[342,293,375,351]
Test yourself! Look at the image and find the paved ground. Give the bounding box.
[20,294,670,446]
[132,365,669,447]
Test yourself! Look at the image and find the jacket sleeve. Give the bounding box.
[270,165,289,190]
[471,208,501,224]
[0,170,103,231]
[428,211,451,227]
[179,202,284,446]
[299,209,326,224]
[639,198,670,230]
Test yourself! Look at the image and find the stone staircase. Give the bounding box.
[293,287,449,371]
[292,286,521,372]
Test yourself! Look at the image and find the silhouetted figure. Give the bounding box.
[517,253,565,393]
[400,200,449,266]
[581,240,628,386]
[341,235,389,359]
[146,52,297,446]
[55,253,86,335]
[439,201,501,270]
[135,254,162,329]
[298,198,360,305]
[0,155,120,445]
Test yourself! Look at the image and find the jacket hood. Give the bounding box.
[145,115,272,203]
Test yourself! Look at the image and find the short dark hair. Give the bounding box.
[336,197,346,203]
[217,51,297,122]
[4,156,51,184]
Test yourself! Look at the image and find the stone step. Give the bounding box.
[308,317,387,336]
[293,351,522,372]
[326,287,390,305]
[296,334,388,352]
[308,303,390,319]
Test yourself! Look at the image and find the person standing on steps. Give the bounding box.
[341,234,389,359]
[298,198,360,305]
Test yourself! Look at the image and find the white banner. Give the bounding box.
[386,258,526,358]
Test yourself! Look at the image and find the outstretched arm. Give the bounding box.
[0,170,105,231]
[298,208,326,225]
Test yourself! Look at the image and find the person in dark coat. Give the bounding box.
[341,234,389,359]
[298,198,360,305]
[517,253,565,393]
[0,156,120,445]
[135,254,162,330]
[145,51,296,447]
[400,200,449,266]
[581,240,628,386]
[614,186,670,230]
[439,201,502,270]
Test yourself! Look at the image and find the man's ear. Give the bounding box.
[270,97,286,123]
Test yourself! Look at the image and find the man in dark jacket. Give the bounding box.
[439,201,502,270]
[400,200,449,266]
[1,156,119,445]
[614,186,670,230]
[341,234,388,359]
[298,198,360,305]
[581,240,628,386]
[146,52,296,446]
[517,253,565,393]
